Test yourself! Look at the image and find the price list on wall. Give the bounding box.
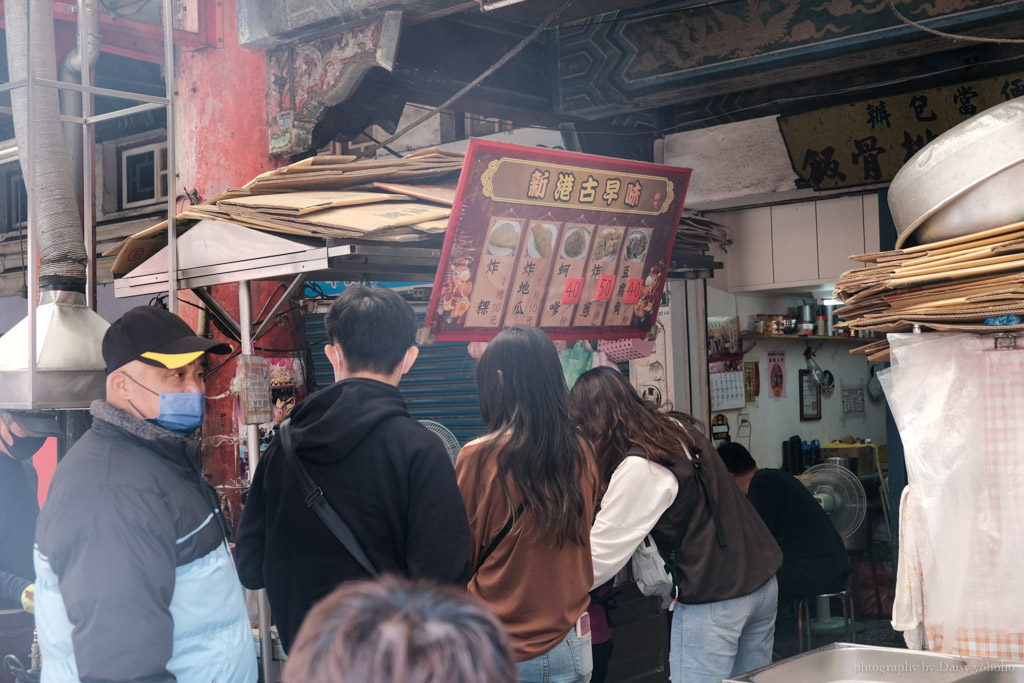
[427,140,692,341]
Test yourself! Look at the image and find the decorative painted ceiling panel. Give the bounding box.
[557,0,1024,117]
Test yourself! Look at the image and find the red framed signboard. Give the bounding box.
[426,140,691,341]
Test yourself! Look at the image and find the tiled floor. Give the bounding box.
[773,603,905,660]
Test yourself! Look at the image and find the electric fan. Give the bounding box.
[801,463,867,634]
[419,420,461,467]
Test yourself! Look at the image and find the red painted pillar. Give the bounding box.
[176,0,284,200]
[175,0,298,528]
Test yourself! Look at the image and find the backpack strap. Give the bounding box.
[278,418,379,577]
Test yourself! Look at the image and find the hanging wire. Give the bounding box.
[359,0,578,157]
[372,49,1023,159]
[887,0,1024,45]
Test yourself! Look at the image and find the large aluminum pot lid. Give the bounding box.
[890,99,1024,250]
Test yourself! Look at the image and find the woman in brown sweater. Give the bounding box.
[456,325,598,683]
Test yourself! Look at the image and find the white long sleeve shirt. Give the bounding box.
[590,455,679,589]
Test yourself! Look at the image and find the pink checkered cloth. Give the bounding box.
[889,333,1024,661]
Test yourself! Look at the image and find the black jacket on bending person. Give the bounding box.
[746,468,850,601]
[236,378,470,652]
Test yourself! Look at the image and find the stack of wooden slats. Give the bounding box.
[834,220,1024,362]
[105,150,463,276]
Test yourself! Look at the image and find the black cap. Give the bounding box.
[1,411,61,437]
[102,306,232,374]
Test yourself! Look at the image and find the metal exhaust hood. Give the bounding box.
[0,289,110,409]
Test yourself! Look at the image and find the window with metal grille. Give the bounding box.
[120,142,168,209]
[6,169,26,233]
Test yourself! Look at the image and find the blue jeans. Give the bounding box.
[516,628,593,683]
[669,576,778,683]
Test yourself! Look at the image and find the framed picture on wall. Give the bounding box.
[799,369,821,421]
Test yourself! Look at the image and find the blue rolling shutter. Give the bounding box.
[305,312,486,445]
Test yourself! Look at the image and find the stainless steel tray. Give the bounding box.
[725,643,1024,683]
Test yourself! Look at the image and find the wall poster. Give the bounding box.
[767,350,786,399]
[426,140,692,341]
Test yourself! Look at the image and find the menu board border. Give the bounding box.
[426,139,691,342]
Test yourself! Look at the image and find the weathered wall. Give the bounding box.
[175,0,299,517]
[663,116,800,210]
[176,0,284,202]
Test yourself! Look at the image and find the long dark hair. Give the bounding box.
[568,366,703,486]
[475,325,590,548]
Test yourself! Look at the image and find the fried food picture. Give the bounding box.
[592,229,623,260]
[562,228,587,259]
[487,221,521,254]
[625,231,649,261]
[530,223,554,259]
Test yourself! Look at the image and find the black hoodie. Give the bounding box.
[236,378,470,652]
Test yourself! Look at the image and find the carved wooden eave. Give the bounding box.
[266,12,402,156]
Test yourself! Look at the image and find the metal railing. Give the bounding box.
[5,0,179,406]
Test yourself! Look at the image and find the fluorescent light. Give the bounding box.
[820,297,842,306]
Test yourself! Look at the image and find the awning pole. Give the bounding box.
[26,0,38,406]
[239,280,274,682]
[164,0,178,314]
[80,0,96,311]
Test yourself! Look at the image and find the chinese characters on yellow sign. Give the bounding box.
[427,140,691,342]
[482,158,676,215]
[779,72,1024,190]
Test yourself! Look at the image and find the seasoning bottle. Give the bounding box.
[815,315,826,336]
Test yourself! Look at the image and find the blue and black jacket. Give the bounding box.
[33,401,257,683]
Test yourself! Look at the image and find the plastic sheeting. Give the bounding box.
[879,332,1024,657]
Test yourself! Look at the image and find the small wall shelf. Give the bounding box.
[741,333,869,343]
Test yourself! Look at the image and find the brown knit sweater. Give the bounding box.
[456,435,597,662]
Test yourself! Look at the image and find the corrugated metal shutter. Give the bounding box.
[305,312,487,445]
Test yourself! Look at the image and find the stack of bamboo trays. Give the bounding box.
[834,220,1024,362]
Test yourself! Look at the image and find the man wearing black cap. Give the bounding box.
[33,306,257,683]
[0,411,58,680]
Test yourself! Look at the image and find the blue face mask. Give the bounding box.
[124,374,206,436]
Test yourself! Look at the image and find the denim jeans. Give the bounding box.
[669,576,778,683]
[516,628,593,683]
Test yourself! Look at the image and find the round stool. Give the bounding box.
[795,589,855,652]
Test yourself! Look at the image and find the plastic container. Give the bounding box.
[597,338,656,363]
[815,315,827,336]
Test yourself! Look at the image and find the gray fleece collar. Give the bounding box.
[90,399,189,444]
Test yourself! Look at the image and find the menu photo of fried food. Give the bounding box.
[486,219,523,256]
[527,222,557,259]
[624,230,650,262]
[592,228,623,261]
[560,226,591,260]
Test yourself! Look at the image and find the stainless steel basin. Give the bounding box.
[956,670,1024,683]
[725,644,1024,683]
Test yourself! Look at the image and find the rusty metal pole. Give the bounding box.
[240,280,274,682]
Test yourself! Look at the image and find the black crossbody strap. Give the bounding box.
[690,448,728,548]
[278,418,378,577]
[475,502,526,574]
